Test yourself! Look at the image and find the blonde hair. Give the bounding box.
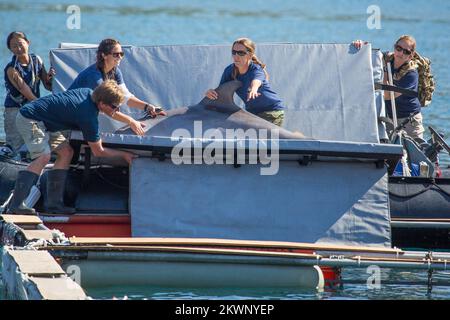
[231,37,269,80]
[91,80,124,106]
[395,35,416,53]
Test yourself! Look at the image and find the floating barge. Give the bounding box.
[3,214,450,299]
[1,42,450,299]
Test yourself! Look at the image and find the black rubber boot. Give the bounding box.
[45,169,76,214]
[6,171,39,215]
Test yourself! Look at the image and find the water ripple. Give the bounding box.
[1,3,450,25]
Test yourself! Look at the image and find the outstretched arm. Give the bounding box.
[126,96,166,117]
[352,40,369,50]
[110,110,146,136]
[352,41,403,100]
[88,139,138,165]
[247,79,262,101]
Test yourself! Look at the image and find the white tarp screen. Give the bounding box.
[50,43,378,142]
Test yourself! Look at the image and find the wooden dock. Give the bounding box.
[1,214,87,300]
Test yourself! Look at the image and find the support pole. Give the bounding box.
[386,62,398,129]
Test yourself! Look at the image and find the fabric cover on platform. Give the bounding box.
[131,158,391,247]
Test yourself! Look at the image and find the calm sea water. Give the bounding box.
[1,0,450,300]
[2,245,450,300]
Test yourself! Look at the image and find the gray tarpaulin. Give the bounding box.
[131,158,391,247]
[50,43,379,143]
[49,43,397,246]
[69,130,401,161]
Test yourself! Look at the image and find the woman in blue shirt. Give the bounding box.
[205,38,285,126]
[69,38,166,135]
[353,35,424,140]
[3,31,55,154]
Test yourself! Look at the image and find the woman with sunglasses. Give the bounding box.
[69,38,166,135]
[205,38,285,126]
[353,35,424,140]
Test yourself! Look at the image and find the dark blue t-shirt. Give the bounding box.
[219,62,284,114]
[68,63,124,90]
[20,88,100,142]
[385,68,421,118]
[3,54,43,108]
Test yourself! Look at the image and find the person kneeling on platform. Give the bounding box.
[7,80,141,215]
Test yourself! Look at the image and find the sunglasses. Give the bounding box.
[394,44,413,56]
[110,103,119,110]
[111,52,125,58]
[232,50,248,57]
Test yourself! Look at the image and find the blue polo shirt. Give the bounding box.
[20,88,100,142]
[68,63,124,90]
[4,54,43,108]
[385,69,421,118]
[219,62,284,114]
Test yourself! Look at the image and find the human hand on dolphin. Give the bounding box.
[205,89,218,100]
[129,119,146,136]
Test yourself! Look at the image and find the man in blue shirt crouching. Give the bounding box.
[7,80,141,215]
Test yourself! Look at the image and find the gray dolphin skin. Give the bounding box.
[116,80,306,139]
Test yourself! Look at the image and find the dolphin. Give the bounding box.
[115,80,306,139]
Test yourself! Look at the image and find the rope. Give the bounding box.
[93,167,128,190]
[389,181,450,198]
[389,184,433,198]
[431,181,450,197]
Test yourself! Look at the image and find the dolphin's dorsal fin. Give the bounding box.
[199,80,242,108]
